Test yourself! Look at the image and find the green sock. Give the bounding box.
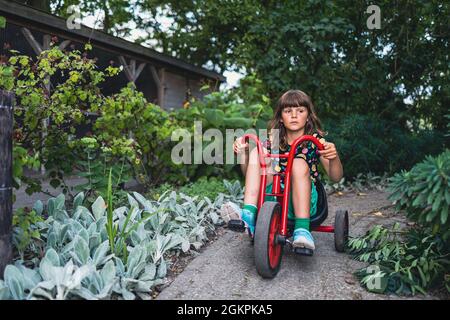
[243,204,257,215]
[295,217,310,231]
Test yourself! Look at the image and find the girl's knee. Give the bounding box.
[292,158,310,178]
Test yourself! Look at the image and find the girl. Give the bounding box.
[228,89,343,251]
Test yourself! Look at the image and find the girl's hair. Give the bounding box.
[268,89,324,149]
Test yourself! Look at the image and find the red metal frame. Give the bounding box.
[242,134,333,237]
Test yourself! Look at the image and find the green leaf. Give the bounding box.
[92,196,106,221]
[0,16,6,29]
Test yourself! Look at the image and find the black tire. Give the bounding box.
[254,201,283,278]
[334,209,349,252]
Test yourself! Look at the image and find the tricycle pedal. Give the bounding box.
[293,247,314,256]
[227,219,246,233]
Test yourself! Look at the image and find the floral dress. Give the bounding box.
[262,132,326,189]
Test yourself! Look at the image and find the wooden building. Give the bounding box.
[0,0,226,110]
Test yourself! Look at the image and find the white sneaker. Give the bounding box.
[220,202,241,223]
[292,228,316,250]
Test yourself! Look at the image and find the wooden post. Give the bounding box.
[150,66,166,108]
[0,90,14,278]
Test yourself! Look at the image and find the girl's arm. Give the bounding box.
[318,142,343,183]
[238,151,249,175]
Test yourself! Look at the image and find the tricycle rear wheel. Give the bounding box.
[334,209,349,252]
[254,201,283,278]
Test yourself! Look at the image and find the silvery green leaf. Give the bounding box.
[93,240,110,266]
[74,206,95,225]
[174,216,187,222]
[72,287,98,300]
[69,219,84,234]
[157,260,167,279]
[73,192,85,210]
[78,228,89,244]
[100,260,116,284]
[126,246,145,277]
[132,192,151,209]
[4,265,25,300]
[44,248,60,267]
[127,193,139,209]
[181,240,190,253]
[47,198,55,217]
[121,288,135,300]
[134,280,152,293]
[46,233,57,252]
[29,284,55,300]
[91,196,106,221]
[55,194,66,210]
[33,200,44,215]
[73,236,90,265]
[209,210,220,225]
[114,257,125,275]
[89,234,101,254]
[143,264,156,280]
[87,223,97,236]
[130,230,141,247]
[14,264,41,291]
[0,280,11,300]
[96,216,107,230]
[67,264,93,290]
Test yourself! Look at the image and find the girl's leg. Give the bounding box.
[291,158,311,219]
[290,158,315,249]
[243,147,273,206]
[225,147,272,236]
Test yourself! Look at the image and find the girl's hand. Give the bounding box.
[233,137,249,154]
[318,141,338,160]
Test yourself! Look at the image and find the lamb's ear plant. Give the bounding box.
[0,178,238,299]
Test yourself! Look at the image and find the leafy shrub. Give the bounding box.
[348,150,450,296]
[12,204,45,260]
[387,149,450,239]
[348,224,450,295]
[324,114,446,180]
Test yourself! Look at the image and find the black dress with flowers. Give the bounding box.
[262,132,326,189]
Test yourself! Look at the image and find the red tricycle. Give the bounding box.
[229,134,349,278]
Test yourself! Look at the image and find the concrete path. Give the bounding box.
[157,191,436,300]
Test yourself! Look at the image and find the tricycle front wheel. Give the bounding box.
[334,209,349,252]
[254,201,283,278]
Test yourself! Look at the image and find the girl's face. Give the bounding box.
[280,105,309,132]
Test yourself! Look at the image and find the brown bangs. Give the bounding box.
[277,90,312,111]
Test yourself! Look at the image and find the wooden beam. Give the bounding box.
[3,0,226,82]
[134,63,146,82]
[150,65,161,88]
[0,90,14,277]
[21,27,42,54]
[59,40,71,50]
[118,56,146,83]
[158,68,166,108]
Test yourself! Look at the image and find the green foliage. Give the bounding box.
[324,114,446,180]
[172,78,273,182]
[147,177,244,206]
[387,150,450,239]
[0,15,5,29]
[348,224,450,296]
[69,137,132,205]
[12,206,45,258]
[137,1,449,131]
[0,179,239,299]
[94,84,180,185]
